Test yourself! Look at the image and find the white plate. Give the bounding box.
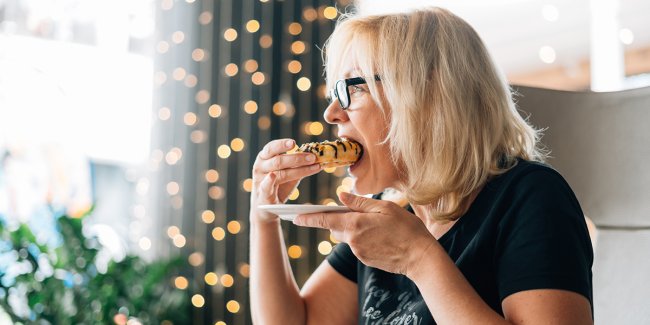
[257,204,351,221]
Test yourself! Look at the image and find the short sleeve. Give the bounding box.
[326,242,358,283]
[495,169,593,303]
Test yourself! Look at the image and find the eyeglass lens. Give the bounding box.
[336,80,349,108]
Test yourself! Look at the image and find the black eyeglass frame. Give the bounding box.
[329,75,381,110]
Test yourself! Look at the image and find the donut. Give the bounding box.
[297,139,363,168]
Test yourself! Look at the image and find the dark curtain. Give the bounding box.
[153,0,353,323]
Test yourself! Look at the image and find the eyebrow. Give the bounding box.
[342,68,362,79]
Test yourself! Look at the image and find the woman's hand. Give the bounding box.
[293,192,436,276]
[250,138,321,223]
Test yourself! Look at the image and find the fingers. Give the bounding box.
[293,212,349,230]
[255,152,317,175]
[258,172,278,201]
[274,163,321,184]
[293,212,356,244]
[338,192,387,213]
[258,138,295,160]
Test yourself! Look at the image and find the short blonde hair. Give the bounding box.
[324,7,546,221]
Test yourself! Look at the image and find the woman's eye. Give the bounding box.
[350,85,365,96]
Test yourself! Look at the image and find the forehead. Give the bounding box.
[337,55,362,80]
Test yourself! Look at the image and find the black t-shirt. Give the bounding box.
[327,160,593,324]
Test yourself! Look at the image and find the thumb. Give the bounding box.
[338,192,383,213]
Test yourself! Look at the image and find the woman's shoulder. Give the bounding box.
[492,158,569,189]
[483,158,582,214]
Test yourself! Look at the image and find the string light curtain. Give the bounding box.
[152,0,354,324]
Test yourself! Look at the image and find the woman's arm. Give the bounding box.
[301,260,358,324]
[406,239,593,325]
[249,138,358,324]
[249,217,305,324]
[249,217,358,325]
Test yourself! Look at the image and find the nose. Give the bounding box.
[323,100,349,125]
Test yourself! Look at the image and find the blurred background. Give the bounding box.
[0,0,648,324]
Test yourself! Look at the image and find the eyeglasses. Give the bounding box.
[328,75,381,109]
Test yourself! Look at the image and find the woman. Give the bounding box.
[250,7,593,324]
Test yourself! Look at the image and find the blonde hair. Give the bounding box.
[324,7,546,221]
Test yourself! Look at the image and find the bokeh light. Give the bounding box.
[217,145,232,158]
[318,241,333,255]
[291,41,306,54]
[246,20,260,33]
[297,77,311,91]
[205,272,219,286]
[288,188,300,200]
[221,274,234,287]
[209,104,222,118]
[260,35,273,48]
[287,60,302,74]
[212,227,226,241]
[230,138,245,152]
[287,245,302,259]
[225,63,239,76]
[227,221,241,234]
[226,300,240,313]
[192,294,205,308]
[189,252,205,266]
[288,22,302,35]
[244,59,259,73]
[242,178,253,192]
[205,169,219,183]
[244,101,258,114]
[258,116,271,129]
[201,210,216,223]
[192,48,206,61]
[175,276,189,289]
[324,7,338,20]
[224,28,238,41]
[251,72,266,85]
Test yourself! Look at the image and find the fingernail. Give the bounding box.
[306,155,315,162]
[285,140,294,148]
